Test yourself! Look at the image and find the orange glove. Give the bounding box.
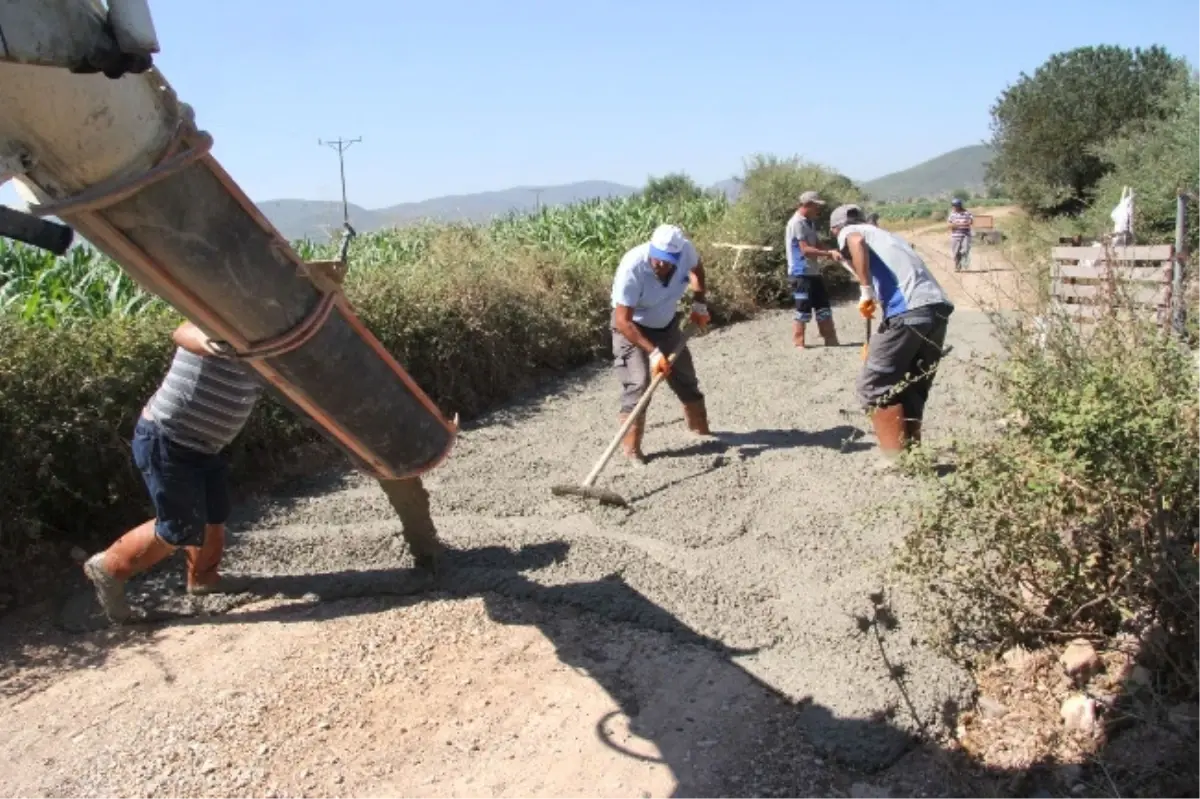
[690,301,711,331]
[649,348,671,379]
[858,285,877,319]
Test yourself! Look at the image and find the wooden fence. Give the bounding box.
[1049,244,1175,328]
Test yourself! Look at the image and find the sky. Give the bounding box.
[3,0,1198,211]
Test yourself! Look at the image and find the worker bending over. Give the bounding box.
[610,223,712,463]
[829,205,955,462]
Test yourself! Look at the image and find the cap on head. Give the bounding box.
[951,197,963,207]
[798,190,825,206]
[829,204,864,230]
[648,223,685,265]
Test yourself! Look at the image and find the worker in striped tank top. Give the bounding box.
[83,320,264,623]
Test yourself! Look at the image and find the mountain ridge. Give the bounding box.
[262,145,994,241]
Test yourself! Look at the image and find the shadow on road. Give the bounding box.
[15,538,1193,797]
[650,425,872,462]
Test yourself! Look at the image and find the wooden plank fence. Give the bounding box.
[1049,244,1175,328]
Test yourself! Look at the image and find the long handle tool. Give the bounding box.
[551,323,698,507]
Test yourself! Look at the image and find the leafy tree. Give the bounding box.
[642,172,703,205]
[986,45,1190,217]
[1084,71,1199,248]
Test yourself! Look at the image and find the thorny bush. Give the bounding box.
[898,309,1199,695]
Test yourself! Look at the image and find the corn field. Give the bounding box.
[0,238,160,327]
[1,192,731,328]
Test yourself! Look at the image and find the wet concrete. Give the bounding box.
[59,305,1007,772]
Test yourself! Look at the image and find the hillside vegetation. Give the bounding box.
[862,144,995,201]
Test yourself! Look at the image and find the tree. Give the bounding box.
[642,172,703,205]
[1086,71,1199,248]
[986,45,1190,217]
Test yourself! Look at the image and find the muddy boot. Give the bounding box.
[682,399,711,436]
[816,317,840,347]
[870,404,908,468]
[905,419,923,448]
[82,521,176,623]
[185,525,253,596]
[792,321,807,349]
[619,412,647,465]
[379,477,443,573]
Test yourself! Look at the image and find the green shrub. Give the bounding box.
[702,154,869,304]
[898,311,1199,687]
[1085,72,1199,251]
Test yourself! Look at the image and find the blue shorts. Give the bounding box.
[132,416,231,547]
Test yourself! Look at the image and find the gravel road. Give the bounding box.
[4,234,1018,797]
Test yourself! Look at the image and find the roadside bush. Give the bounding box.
[899,311,1199,692]
[705,154,869,304]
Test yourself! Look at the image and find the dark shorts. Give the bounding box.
[611,312,703,413]
[856,304,954,419]
[132,416,231,547]
[789,275,832,322]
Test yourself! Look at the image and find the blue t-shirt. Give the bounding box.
[610,240,701,329]
[785,212,819,277]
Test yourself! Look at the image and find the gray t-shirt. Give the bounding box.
[785,212,819,277]
[144,348,264,454]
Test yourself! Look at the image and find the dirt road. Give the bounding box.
[899,207,1026,312]
[2,242,1014,798]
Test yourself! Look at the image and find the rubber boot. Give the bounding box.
[792,321,807,349]
[379,476,443,572]
[82,520,176,623]
[870,404,908,467]
[619,412,647,465]
[816,317,840,347]
[185,525,253,596]
[682,399,711,436]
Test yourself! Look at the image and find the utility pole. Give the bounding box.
[318,136,361,226]
[531,188,544,212]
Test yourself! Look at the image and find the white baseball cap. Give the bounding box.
[648,224,686,265]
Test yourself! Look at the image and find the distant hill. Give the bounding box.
[861,144,994,201]
[257,145,996,241]
[261,181,640,242]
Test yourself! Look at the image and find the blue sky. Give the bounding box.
[3,0,1198,210]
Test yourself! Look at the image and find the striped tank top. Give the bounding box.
[144,348,263,455]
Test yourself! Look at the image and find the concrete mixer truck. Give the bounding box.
[0,0,458,570]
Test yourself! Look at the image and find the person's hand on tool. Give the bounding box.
[858,284,877,319]
[649,348,671,378]
[829,250,845,262]
[690,301,711,331]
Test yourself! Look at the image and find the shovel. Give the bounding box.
[551,323,699,507]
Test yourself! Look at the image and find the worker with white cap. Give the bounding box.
[829,204,955,463]
[609,223,712,463]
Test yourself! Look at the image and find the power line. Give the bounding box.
[318,136,361,226]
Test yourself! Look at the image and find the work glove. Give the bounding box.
[858,285,877,319]
[690,301,711,331]
[649,348,671,379]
